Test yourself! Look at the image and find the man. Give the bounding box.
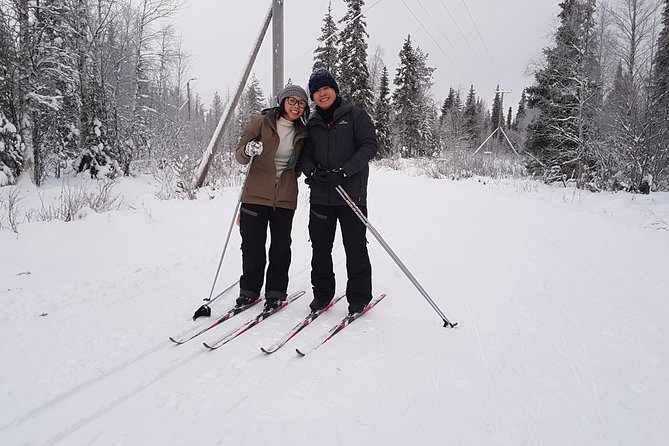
[300,69,378,315]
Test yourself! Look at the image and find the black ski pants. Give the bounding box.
[308,204,372,312]
[239,203,294,299]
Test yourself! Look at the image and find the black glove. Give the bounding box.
[312,170,332,186]
[328,168,346,187]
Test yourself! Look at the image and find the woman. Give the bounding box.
[234,84,309,311]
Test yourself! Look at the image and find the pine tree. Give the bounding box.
[373,66,393,158]
[0,6,22,185]
[490,86,504,130]
[313,1,338,74]
[77,77,121,179]
[513,89,527,131]
[237,75,265,132]
[336,0,373,109]
[462,85,480,144]
[525,0,601,186]
[392,35,436,157]
[440,87,457,123]
[392,35,419,157]
[507,107,513,130]
[439,87,468,153]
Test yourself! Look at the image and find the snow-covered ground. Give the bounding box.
[1,166,668,445]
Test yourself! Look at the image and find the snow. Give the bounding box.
[1,166,669,445]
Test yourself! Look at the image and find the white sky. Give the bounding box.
[175,0,560,113]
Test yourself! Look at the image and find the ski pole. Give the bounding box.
[193,156,255,319]
[335,185,457,328]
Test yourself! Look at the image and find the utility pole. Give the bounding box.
[473,87,519,157]
[272,0,284,101]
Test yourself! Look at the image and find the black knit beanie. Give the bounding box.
[308,68,339,99]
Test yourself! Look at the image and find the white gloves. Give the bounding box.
[244,140,263,157]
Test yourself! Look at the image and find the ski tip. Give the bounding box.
[203,342,214,350]
[260,347,272,354]
[295,348,306,357]
[169,337,182,345]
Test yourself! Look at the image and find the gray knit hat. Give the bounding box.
[277,84,308,106]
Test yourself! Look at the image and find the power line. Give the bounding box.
[414,0,481,77]
[400,0,468,79]
[438,0,496,83]
[460,0,499,74]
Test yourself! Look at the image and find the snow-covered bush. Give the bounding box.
[27,179,126,223]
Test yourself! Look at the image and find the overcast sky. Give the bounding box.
[175,0,560,113]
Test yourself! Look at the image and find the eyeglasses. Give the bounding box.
[286,97,307,109]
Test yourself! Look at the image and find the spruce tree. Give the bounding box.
[391,36,436,157]
[462,85,480,144]
[373,66,393,158]
[313,1,338,74]
[441,87,457,123]
[513,89,527,131]
[439,87,467,152]
[237,75,265,132]
[0,8,22,184]
[491,86,504,130]
[336,0,374,109]
[392,36,419,157]
[525,0,601,185]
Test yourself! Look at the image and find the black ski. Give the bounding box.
[296,294,387,356]
[260,294,346,354]
[203,290,305,350]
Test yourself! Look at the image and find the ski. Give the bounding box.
[170,297,261,345]
[296,294,386,357]
[203,290,306,350]
[260,294,346,354]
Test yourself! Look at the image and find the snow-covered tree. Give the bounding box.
[391,35,436,157]
[313,1,338,74]
[237,75,265,130]
[526,0,602,187]
[367,44,385,99]
[0,111,21,186]
[513,89,528,131]
[336,0,373,109]
[490,85,505,130]
[0,6,22,185]
[648,0,669,189]
[462,85,481,144]
[373,66,392,158]
[439,87,468,153]
[602,0,659,190]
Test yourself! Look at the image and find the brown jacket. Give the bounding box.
[235,108,307,210]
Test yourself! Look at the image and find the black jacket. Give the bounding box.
[301,99,378,206]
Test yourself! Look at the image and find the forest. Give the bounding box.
[1,0,668,193]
